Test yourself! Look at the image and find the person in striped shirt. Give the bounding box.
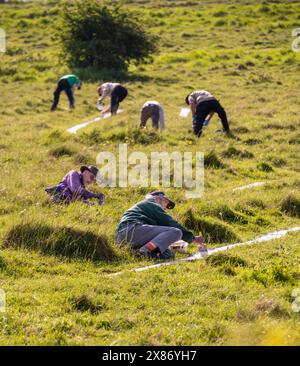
[185,90,230,137]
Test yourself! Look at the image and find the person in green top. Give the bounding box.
[116,191,206,260]
[51,74,82,111]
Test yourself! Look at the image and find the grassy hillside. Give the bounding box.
[0,0,300,345]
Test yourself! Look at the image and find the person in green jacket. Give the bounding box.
[51,74,82,111]
[116,191,206,260]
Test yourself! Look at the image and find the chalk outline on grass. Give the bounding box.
[108,226,300,276]
[67,109,124,134]
[232,182,266,191]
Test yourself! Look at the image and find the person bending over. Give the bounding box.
[140,100,165,132]
[97,82,128,115]
[185,90,230,137]
[51,74,82,111]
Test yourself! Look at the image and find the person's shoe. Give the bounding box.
[216,129,230,134]
[137,247,160,259]
[158,249,175,260]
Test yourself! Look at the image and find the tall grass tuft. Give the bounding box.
[183,209,240,243]
[281,194,300,218]
[3,223,118,261]
[204,151,225,169]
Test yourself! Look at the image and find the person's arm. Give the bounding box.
[98,85,109,104]
[150,204,195,243]
[207,112,214,121]
[159,107,165,131]
[190,101,197,116]
[101,105,110,115]
[67,171,98,200]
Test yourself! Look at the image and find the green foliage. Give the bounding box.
[59,1,158,71]
[1,0,300,346]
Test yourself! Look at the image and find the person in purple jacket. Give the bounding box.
[45,166,105,205]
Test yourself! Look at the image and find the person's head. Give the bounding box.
[145,191,175,210]
[97,86,102,96]
[185,93,191,105]
[80,165,99,185]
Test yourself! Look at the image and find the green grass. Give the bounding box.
[0,0,300,345]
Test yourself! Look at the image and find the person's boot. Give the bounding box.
[137,244,160,259]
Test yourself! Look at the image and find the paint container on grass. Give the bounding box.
[170,240,188,253]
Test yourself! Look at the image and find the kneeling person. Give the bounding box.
[116,191,205,260]
[45,166,104,205]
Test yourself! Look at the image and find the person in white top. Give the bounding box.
[140,101,165,132]
[97,82,128,115]
[185,90,230,137]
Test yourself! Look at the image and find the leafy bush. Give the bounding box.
[59,1,158,71]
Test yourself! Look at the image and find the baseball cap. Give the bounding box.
[148,191,175,209]
[80,165,99,177]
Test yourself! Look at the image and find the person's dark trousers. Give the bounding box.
[51,79,74,111]
[110,85,128,114]
[193,99,230,137]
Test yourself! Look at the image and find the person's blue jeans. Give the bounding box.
[51,79,74,110]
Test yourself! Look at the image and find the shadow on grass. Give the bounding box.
[74,66,179,84]
[3,223,119,262]
[183,209,240,244]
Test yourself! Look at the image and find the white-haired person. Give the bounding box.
[116,191,205,260]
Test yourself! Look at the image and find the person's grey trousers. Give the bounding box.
[140,104,160,129]
[116,223,182,253]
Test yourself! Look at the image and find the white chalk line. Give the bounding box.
[67,109,124,134]
[232,182,266,191]
[108,226,300,276]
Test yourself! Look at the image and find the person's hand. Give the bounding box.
[203,119,209,127]
[96,193,105,206]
